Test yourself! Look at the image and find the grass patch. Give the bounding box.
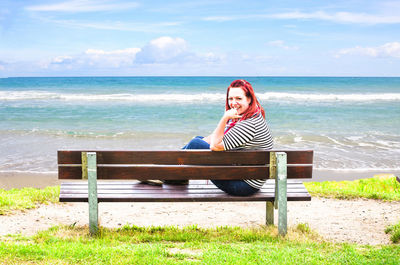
[305,175,400,201]
[386,221,400,244]
[0,186,59,215]
[0,225,399,264]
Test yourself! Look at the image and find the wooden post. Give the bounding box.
[276,152,287,236]
[87,152,98,235]
[266,202,274,225]
[81,152,88,180]
[266,152,277,225]
[270,152,279,210]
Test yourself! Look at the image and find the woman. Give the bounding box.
[182,79,273,196]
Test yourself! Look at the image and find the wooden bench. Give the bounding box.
[58,150,313,235]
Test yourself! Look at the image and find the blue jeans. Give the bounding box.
[182,136,259,196]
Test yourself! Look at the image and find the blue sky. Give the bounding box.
[0,0,399,77]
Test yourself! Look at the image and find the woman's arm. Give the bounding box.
[210,109,241,151]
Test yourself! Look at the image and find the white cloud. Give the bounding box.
[40,37,218,70]
[32,16,180,32]
[135,36,190,63]
[268,40,299,50]
[203,16,235,22]
[270,11,400,24]
[51,55,74,64]
[204,11,400,25]
[1,36,276,76]
[84,48,141,67]
[44,47,142,69]
[336,42,400,58]
[26,0,139,13]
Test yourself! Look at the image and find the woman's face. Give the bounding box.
[228,87,251,115]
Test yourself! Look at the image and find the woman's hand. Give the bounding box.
[223,108,242,121]
[210,108,240,151]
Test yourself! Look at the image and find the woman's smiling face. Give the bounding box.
[227,87,251,115]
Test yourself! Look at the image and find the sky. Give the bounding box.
[0,0,400,77]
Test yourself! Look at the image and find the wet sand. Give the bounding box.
[0,169,398,190]
[0,172,60,190]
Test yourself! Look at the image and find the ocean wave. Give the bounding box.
[1,91,400,102]
[256,92,400,102]
[0,170,57,174]
[0,91,225,102]
[314,167,400,171]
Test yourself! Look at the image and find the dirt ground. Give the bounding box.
[1,197,399,245]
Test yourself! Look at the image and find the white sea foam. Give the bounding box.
[0,170,57,174]
[314,167,400,171]
[1,91,400,102]
[0,91,225,102]
[257,92,400,102]
[293,136,303,142]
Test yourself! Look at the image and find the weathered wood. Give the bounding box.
[60,187,307,194]
[270,152,278,209]
[87,152,98,235]
[81,152,88,180]
[58,150,313,165]
[266,202,274,225]
[60,181,307,190]
[59,180,311,203]
[277,152,288,236]
[58,165,312,180]
[60,192,310,202]
[269,152,277,179]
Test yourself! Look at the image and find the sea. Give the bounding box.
[1,76,399,179]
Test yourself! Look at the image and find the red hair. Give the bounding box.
[225,79,265,121]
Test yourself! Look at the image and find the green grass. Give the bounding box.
[304,175,400,201]
[0,186,59,215]
[386,221,400,244]
[0,225,399,264]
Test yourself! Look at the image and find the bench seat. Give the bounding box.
[60,180,311,203]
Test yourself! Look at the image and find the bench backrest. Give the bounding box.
[58,150,313,180]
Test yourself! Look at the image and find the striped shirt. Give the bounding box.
[222,113,273,189]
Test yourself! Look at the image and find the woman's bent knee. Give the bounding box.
[211,180,259,196]
[184,137,210,149]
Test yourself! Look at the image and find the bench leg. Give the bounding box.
[87,152,99,235]
[266,201,274,225]
[277,152,287,236]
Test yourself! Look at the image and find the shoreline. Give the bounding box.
[0,169,398,190]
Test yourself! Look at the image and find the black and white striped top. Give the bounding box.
[222,113,273,189]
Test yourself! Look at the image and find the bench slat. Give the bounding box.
[58,150,313,165]
[59,180,311,202]
[60,193,310,202]
[60,188,308,195]
[60,182,307,190]
[58,165,312,180]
